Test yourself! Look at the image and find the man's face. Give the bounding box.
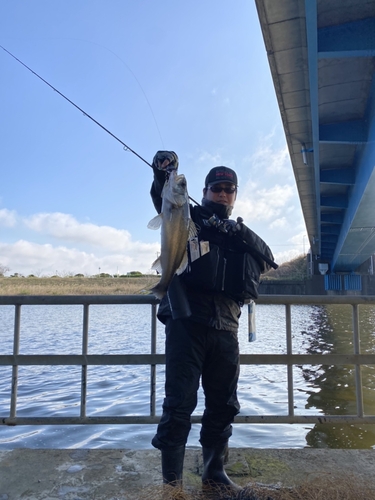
[203,183,237,206]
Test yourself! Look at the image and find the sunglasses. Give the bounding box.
[208,185,236,194]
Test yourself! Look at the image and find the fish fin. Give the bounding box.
[147,214,163,230]
[137,288,154,295]
[176,251,189,275]
[188,219,198,239]
[151,256,162,274]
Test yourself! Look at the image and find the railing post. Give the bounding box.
[10,304,21,418]
[285,304,294,417]
[150,303,157,417]
[352,304,364,417]
[80,304,89,418]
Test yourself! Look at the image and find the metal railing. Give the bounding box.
[1,294,375,426]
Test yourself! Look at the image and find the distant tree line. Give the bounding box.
[1,257,310,281]
[0,265,151,279]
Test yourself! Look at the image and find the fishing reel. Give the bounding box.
[205,214,228,233]
[205,215,243,234]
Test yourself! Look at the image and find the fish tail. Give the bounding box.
[150,283,167,300]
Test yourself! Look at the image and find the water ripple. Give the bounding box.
[1,303,375,449]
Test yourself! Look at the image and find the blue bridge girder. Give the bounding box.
[255,0,375,273]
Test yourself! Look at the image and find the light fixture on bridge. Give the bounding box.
[301,144,313,165]
[318,263,329,275]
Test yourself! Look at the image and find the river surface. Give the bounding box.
[1,302,375,450]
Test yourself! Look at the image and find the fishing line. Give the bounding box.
[85,39,165,149]
[0,44,152,167]
[0,44,202,205]
[1,45,276,268]
[42,37,165,148]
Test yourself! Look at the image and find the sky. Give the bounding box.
[0,0,308,277]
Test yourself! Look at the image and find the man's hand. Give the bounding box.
[152,151,179,171]
[224,218,242,235]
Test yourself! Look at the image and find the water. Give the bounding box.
[1,303,375,450]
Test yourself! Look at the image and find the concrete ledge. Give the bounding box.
[1,448,375,499]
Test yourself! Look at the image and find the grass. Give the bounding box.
[0,276,159,295]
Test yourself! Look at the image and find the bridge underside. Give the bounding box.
[256,0,375,274]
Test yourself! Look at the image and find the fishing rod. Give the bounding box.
[1,45,276,268]
[0,42,273,256]
[0,44,152,168]
[1,44,203,206]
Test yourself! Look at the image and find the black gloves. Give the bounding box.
[223,217,243,235]
[152,151,179,172]
[150,151,179,212]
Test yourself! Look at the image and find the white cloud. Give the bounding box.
[0,239,160,277]
[270,230,308,265]
[269,217,287,229]
[242,133,291,180]
[1,211,161,276]
[23,212,148,253]
[0,208,17,227]
[197,151,224,166]
[273,248,305,265]
[289,231,309,253]
[233,183,295,223]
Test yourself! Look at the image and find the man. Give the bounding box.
[150,151,275,492]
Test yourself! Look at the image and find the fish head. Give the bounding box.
[173,173,188,195]
[162,170,189,207]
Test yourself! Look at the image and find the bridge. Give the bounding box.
[255,0,375,279]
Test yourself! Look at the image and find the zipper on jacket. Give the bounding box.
[221,257,227,290]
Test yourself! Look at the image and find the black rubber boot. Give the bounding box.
[202,441,242,494]
[161,444,186,486]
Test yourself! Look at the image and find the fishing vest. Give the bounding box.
[181,207,264,303]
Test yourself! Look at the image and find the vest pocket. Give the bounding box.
[183,244,222,290]
[183,244,261,301]
[224,252,261,300]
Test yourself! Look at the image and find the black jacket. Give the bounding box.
[150,168,274,332]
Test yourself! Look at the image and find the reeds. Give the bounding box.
[0,276,159,295]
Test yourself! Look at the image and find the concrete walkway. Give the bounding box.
[1,448,375,499]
